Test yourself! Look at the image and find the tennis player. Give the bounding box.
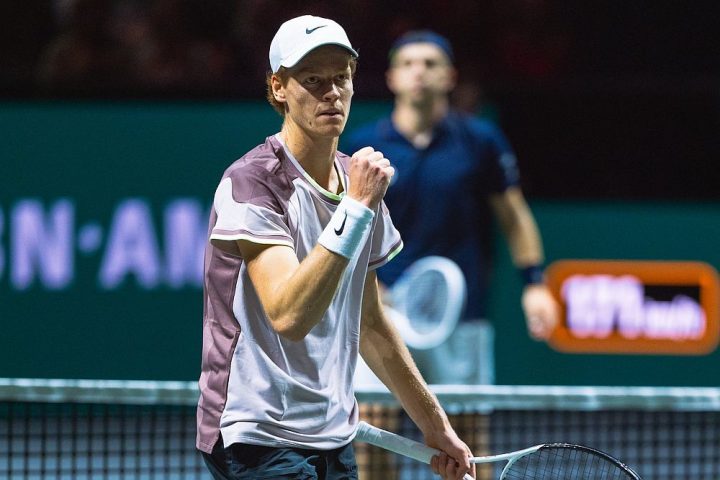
[196,15,474,480]
[345,31,559,354]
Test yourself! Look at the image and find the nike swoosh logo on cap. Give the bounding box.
[334,211,347,235]
[306,25,327,34]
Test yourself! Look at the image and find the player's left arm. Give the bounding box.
[489,186,559,340]
[359,270,474,480]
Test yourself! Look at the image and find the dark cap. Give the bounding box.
[388,30,454,63]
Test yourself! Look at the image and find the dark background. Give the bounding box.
[2,0,719,200]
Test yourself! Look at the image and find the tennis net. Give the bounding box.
[1,379,719,479]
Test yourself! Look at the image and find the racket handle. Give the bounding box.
[355,421,474,480]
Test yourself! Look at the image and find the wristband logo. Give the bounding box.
[334,210,347,236]
[545,260,720,355]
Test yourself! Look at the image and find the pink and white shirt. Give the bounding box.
[196,134,402,453]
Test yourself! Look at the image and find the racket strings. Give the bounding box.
[501,446,635,480]
[404,270,450,332]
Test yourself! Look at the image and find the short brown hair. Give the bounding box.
[265,59,358,117]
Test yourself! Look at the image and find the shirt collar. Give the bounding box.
[383,111,453,147]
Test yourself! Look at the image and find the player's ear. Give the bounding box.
[271,74,286,103]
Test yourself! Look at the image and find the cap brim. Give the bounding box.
[280,42,358,70]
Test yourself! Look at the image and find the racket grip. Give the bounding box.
[355,421,474,480]
[356,421,439,463]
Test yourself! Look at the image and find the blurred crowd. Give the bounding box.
[1,0,718,200]
[1,0,718,102]
[1,0,578,100]
[3,0,248,97]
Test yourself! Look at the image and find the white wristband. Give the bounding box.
[318,196,375,259]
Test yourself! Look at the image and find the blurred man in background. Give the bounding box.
[345,30,559,385]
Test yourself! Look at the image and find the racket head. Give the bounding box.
[390,256,467,349]
[499,443,643,480]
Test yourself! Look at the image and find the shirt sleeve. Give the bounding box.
[472,119,521,193]
[209,174,293,257]
[368,200,403,270]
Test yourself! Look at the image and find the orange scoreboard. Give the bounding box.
[545,260,720,355]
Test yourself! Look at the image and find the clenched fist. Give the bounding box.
[347,147,394,210]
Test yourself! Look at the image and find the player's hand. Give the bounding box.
[426,428,475,480]
[522,284,559,340]
[347,146,394,209]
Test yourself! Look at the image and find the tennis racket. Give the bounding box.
[387,256,467,350]
[355,421,642,480]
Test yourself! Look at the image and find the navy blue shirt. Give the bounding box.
[343,110,519,319]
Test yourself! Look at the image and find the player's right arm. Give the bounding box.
[237,146,393,341]
[238,241,347,341]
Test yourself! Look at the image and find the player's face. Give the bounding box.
[386,43,456,105]
[277,46,354,139]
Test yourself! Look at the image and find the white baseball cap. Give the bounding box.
[269,15,358,73]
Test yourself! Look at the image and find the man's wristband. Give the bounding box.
[520,264,545,286]
[318,196,375,259]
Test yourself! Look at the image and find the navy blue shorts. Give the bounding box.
[202,438,358,480]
